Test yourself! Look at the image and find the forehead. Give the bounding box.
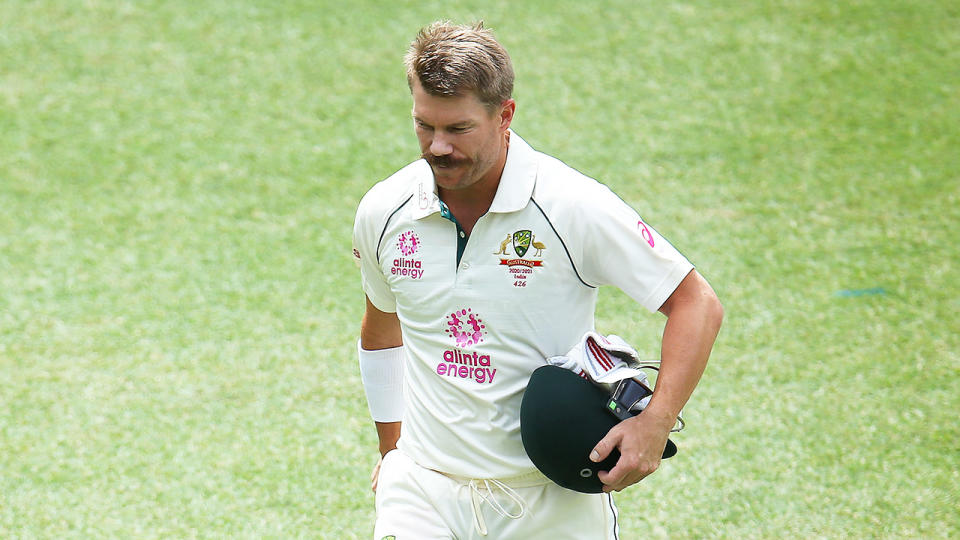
[411,79,490,124]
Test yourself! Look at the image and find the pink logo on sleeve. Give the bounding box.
[445,308,486,347]
[637,219,655,248]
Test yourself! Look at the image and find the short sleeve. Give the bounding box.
[353,196,398,313]
[577,185,693,312]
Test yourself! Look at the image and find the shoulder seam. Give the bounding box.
[376,194,414,265]
[530,197,596,289]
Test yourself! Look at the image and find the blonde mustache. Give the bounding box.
[422,153,470,168]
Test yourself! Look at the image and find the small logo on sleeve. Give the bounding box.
[637,219,655,248]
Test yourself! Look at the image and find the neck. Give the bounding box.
[438,133,510,233]
[438,169,500,213]
[437,175,498,237]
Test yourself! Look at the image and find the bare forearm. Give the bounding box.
[361,297,405,456]
[361,297,403,350]
[647,272,723,420]
[375,421,401,456]
[592,275,722,491]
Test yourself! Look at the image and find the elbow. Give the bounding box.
[698,280,724,331]
[697,273,724,334]
[692,281,724,337]
[660,270,724,335]
[708,294,724,335]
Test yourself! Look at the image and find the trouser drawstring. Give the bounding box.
[465,478,526,536]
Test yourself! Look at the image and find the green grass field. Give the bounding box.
[1,1,957,538]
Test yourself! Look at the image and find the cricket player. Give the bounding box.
[353,21,723,539]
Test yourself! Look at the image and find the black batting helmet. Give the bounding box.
[520,364,677,493]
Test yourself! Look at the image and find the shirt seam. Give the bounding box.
[375,193,414,266]
[530,197,596,289]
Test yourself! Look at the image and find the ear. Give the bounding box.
[499,99,516,131]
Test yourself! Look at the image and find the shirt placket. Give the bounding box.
[438,200,469,268]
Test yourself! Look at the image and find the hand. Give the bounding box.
[370,455,383,493]
[590,409,674,493]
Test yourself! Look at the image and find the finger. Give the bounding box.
[599,456,659,491]
[371,457,383,493]
[597,455,634,488]
[590,429,623,463]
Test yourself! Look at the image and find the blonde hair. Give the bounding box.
[404,21,514,109]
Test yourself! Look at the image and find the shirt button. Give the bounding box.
[459,231,466,238]
[461,262,470,270]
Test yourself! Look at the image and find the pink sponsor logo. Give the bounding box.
[391,258,423,279]
[444,308,486,347]
[392,230,424,279]
[436,349,497,384]
[397,230,420,256]
[637,219,655,248]
[437,308,495,384]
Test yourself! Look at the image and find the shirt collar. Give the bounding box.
[410,130,538,220]
[488,131,538,214]
[410,160,440,220]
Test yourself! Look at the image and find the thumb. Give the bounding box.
[590,429,622,463]
[371,456,383,493]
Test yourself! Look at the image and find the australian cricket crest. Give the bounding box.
[494,228,546,288]
[512,230,532,258]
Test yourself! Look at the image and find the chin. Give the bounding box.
[433,171,469,189]
[436,179,466,191]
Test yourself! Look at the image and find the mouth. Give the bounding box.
[424,154,468,171]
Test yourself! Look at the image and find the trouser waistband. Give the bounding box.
[434,468,552,488]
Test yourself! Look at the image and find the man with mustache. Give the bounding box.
[352,21,723,539]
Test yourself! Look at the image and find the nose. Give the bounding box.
[429,132,453,156]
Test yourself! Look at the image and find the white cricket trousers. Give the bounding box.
[373,448,620,539]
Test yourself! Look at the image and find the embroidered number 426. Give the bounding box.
[513,280,527,288]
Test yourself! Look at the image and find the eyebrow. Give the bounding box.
[412,115,474,130]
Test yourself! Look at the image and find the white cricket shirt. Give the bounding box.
[353,132,693,479]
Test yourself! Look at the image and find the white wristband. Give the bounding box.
[357,340,405,422]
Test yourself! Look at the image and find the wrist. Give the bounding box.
[375,420,401,457]
[640,400,680,430]
[379,442,398,457]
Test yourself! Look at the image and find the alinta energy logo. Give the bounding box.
[444,308,486,347]
[392,230,423,279]
[437,308,496,384]
[493,229,546,288]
